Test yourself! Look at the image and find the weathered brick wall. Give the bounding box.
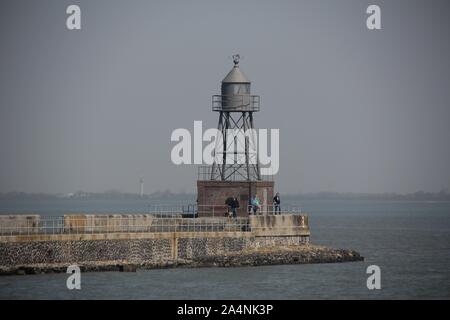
[197,180,274,217]
[0,214,310,268]
[0,238,173,266]
[248,236,309,249]
[177,236,248,259]
[0,234,309,268]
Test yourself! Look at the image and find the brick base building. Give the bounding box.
[197,180,274,217]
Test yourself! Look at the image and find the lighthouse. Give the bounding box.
[197,55,275,216]
[139,178,144,198]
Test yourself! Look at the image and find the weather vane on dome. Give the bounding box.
[232,54,240,66]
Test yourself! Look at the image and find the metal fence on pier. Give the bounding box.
[0,204,306,236]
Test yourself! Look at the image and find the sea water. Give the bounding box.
[0,198,449,299]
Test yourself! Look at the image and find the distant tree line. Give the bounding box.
[0,190,195,201]
[286,189,450,201]
[0,189,449,201]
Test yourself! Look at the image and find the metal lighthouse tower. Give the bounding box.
[197,55,274,217]
[210,54,261,181]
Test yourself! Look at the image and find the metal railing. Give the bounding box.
[147,204,198,217]
[0,215,310,236]
[146,203,301,217]
[246,204,302,215]
[197,165,274,182]
[0,216,252,236]
[212,95,260,112]
[0,205,305,236]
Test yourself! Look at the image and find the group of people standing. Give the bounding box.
[225,192,281,218]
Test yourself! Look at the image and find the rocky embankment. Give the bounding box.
[0,245,363,275]
[188,245,364,268]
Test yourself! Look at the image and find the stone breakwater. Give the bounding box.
[0,233,311,275]
[0,245,363,275]
[188,245,364,267]
[0,214,363,275]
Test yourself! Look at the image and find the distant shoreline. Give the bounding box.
[1,190,450,201]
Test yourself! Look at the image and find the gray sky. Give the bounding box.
[1,0,449,194]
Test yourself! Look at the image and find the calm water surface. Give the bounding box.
[0,199,449,299]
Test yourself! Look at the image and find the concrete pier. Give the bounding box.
[0,213,363,275]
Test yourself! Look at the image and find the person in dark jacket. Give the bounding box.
[273,192,281,215]
[231,197,240,219]
[225,197,234,218]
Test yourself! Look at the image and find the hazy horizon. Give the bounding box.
[1,0,450,195]
[2,187,450,198]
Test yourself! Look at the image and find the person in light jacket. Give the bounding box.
[251,195,260,215]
